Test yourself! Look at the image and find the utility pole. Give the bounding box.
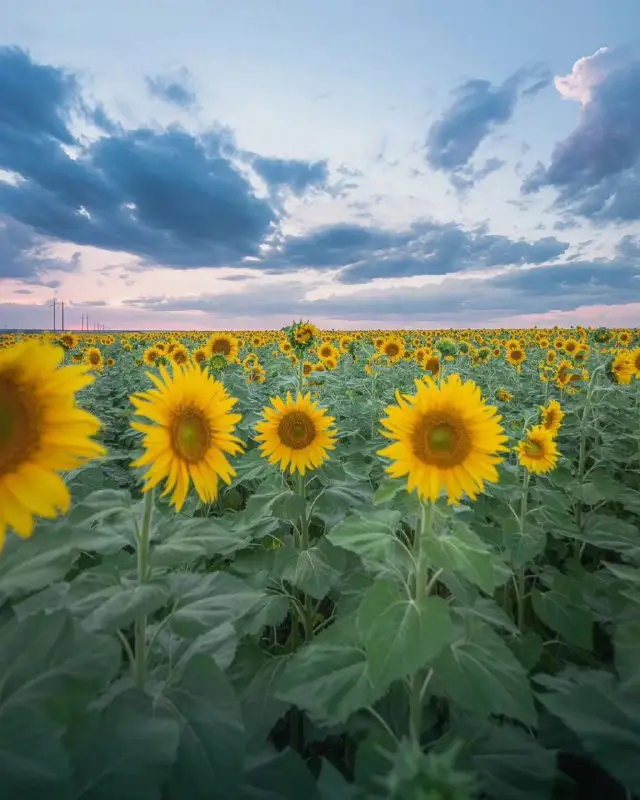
[61,301,65,331]
[51,298,57,331]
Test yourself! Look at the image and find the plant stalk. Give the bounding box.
[134,487,154,690]
[409,500,432,745]
[516,469,530,631]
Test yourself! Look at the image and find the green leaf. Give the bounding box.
[169,573,264,639]
[152,517,251,568]
[0,524,128,601]
[432,620,536,726]
[326,509,402,563]
[240,747,320,800]
[0,611,120,724]
[373,478,404,506]
[614,619,640,690]
[318,760,362,799]
[83,581,170,634]
[278,539,346,600]
[0,704,71,798]
[176,621,238,672]
[357,580,455,685]
[472,723,557,800]
[158,654,245,799]
[68,688,179,800]
[421,520,509,594]
[275,620,380,726]
[244,484,306,523]
[530,590,593,650]
[537,669,640,794]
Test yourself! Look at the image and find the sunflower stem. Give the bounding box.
[574,365,603,562]
[134,487,154,690]
[409,500,432,746]
[296,471,313,641]
[516,470,530,631]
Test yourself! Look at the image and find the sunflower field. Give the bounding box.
[1,323,640,799]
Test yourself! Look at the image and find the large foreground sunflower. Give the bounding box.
[378,374,508,505]
[516,424,559,474]
[0,341,105,549]
[130,362,244,511]
[255,392,337,475]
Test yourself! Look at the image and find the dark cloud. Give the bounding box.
[0,47,328,271]
[256,219,569,283]
[0,215,81,280]
[250,155,329,196]
[425,67,550,176]
[122,255,640,324]
[522,49,640,221]
[145,68,197,110]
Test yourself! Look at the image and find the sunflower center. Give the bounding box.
[385,343,400,357]
[0,376,40,474]
[278,411,316,450]
[89,352,100,365]
[413,412,472,468]
[211,339,231,355]
[170,408,210,462]
[524,440,543,458]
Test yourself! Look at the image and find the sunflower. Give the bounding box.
[317,342,339,362]
[83,347,104,371]
[629,346,640,379]
[255,392,337,475]
[423,352,441,377]
[563,337,579,356]
[106,357,116,368]
[294,322,319,345]
[246,365,266,384]
[0,341,105,550]
[207,333,240,362]
[130,362,244,511]
[516,425,559,474]
[59,333,78,350]
[143,347,162,366]
[192,347,208,366]
[497,388,513,402]
[169,345,189,366]
[545,349,557,365]
[506,347,526,367]
[378,374,508,505]
[540,400,564,434]
[379,336,405,363]
[609,351,634,385]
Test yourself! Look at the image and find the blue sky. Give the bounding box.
[1,0,639,330]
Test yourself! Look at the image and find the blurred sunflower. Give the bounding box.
[143,347,161,366]
[255,392,337,475]
[516,425,559,474]
[130,362,244,511]
[83,347,104,371]
[540,399,564,434]
[497,388,513,402]
[629,346,640,379]
[0,341,105,550]
[609,351,634,385]
[207,333,239,362]
[378,374,508,505]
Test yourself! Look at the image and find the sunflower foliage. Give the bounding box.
[0,325,640,799]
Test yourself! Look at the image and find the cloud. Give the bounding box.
[450,157,506,193]
[250,155,329,197]
[145,68,197,110]
[0,215,81,280]
[257,219,569,283]
[522,46,640,221]
[122,254,640,325]
[0,47,333,271]
[425,66,550,177]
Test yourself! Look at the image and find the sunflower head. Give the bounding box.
[255,392,337,475]
[540,400,564,434]
[130,362,244,512]
[516,425,559,474]
[378,373,508,505]
[0,341,105,549]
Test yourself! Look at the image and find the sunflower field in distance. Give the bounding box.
[1,323,639,800]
